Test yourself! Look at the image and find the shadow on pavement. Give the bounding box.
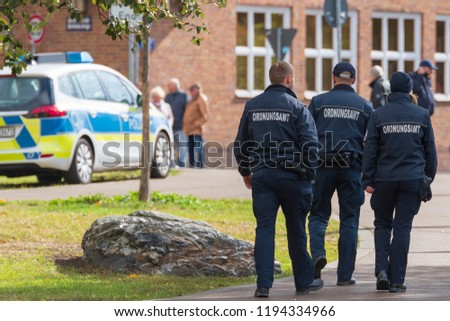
[168,265,450,301]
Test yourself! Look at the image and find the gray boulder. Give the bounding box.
[81,210,282,277]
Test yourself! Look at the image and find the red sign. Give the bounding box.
[25,15,45,44]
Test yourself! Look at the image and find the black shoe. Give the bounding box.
[254,287,269,297]
[389,284,407,293]
[376,271,389,290]
[313,256,327,279]
[336,278,356,286]
[296,278,324,295]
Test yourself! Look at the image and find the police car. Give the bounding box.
[0,52,173,184]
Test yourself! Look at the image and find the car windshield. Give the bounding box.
[0,77,54,112]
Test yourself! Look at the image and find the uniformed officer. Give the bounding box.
[362,71,437,293]
[234,61,323,298]
[308,62,373,286]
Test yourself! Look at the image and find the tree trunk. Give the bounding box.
[138,17,151,202]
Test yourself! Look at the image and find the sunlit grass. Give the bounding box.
[0,192,339,300]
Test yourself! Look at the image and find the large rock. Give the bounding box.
[81,210,282,277]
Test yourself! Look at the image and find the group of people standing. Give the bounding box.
[149,79,208,169]
[369,59,438,116]
[234,61,437,297]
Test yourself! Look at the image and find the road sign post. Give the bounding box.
[110,5,144,83]
[129,33,136,84]
[265,28,297,61]
[277,28,282,62]
[324,0,348,62]
[336,0,342,62]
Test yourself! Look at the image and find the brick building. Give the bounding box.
[12,0,450,170]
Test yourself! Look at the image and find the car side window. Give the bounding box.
[58,75,78,97]
[73,71,106,101]
[97,71,133,105]
[122,80,140,106]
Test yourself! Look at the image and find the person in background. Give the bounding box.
[165,78,188,167]
[409,60,438,116]
[369,65,390,109]
[362,71,437,293]
[183,83,208,168]
[150,86,173,127]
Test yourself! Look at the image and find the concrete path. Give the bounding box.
[2,168,450,300]
[167,170,449,301]
[0,168,251,201]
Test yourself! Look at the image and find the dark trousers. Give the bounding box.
[251,168,314,290]
[308,168,364,282]
[173,130,187,167]
[187,135,204,168]
[370,179,421,285]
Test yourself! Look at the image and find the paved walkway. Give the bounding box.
[0,168,249,201]
[166,170,450,301]
[2,168,450,300]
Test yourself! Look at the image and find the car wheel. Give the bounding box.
[150,132,171,179]
[37,173,62,185]
[64,138,94,184]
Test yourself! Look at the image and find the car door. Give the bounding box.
[71,70,127,169]
[95,70,141,167]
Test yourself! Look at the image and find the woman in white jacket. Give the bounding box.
[150,86,174,127]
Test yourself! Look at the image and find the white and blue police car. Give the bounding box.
[0,52,173,184]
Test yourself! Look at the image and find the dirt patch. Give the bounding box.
[54,256,115,275]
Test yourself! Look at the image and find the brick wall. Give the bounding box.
[14,4,130,77]
[9,1,450,170]
[149,0,450,171]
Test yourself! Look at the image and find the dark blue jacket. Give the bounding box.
[369,76,391,109]
[308,84,373,166]
[234,85,318,177]
[362,92,438,188]
[165,91,188,130]
[409,71,435,116]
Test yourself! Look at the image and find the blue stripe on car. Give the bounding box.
[3,116,23,125]
[89,113,121,132]
[16,126,36,148]
[41,118,75,136]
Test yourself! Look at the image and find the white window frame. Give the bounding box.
[371,12,421,77]
[435,15,450,101]
[235,5,291,98]
[304,10,358,99]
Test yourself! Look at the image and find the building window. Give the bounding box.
[304,10,358,99]
[236,6,291,98]
[371,13,421,80]
[435,15,450,100]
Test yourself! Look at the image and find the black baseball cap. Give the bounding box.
[332,62,356,78]
[420,59,438,70]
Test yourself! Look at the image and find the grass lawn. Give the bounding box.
[0,192,339,300]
